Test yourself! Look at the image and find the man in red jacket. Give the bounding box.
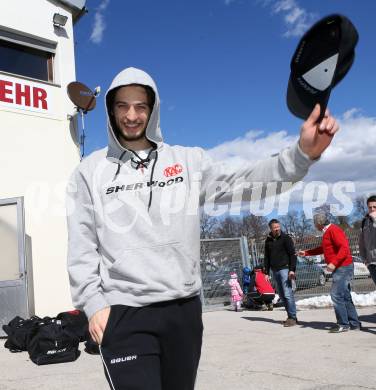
[299,213,361,333]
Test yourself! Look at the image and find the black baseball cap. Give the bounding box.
[287,14,358,121]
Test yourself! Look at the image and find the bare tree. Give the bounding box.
[336,215,351,230]
[200,212,218,239]
[280,210,313,240]
[280,210,300,235]
[354,195,368,216]
[297,211,313,240]
[350,195,368,229]
[242,213,268,242]
[214,216,242,238]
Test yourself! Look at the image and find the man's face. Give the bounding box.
[314,223,324,232]
[270,223,281,237]
[367,201,376,215]
[112,85,152,144]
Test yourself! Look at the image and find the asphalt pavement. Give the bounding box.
[1,306,375,390]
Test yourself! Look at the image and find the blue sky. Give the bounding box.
[73,0,376,206]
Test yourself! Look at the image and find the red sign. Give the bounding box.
[164,163,183,177]
[0,79,48,110]
[0,73,56,117]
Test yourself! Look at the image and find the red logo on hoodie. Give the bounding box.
[164,164,183,177]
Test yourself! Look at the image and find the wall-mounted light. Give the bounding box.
[53,13,68,27]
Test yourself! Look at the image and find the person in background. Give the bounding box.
[242,266,252,294]
[264,219,298,327]
[247,266,275,311]
[228,272,244,312]
[299,213,361,333]
[359,195,376,287]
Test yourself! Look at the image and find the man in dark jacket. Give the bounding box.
[359,195,376,286]
[264,219,297,326]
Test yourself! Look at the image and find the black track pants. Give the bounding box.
[99,296,203,390]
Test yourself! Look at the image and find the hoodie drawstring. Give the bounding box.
[129,148,154,170]
[113,150,128,181]
[147,149,158,211]
[112,147,158,212]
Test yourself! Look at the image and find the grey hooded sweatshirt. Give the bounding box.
[67,67,316,320]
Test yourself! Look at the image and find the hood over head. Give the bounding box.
[105,67,163,160]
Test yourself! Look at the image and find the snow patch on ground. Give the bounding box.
[296,291,376,309]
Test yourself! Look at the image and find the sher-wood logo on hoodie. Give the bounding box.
[106,176,184,194]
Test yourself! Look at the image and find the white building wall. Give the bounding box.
[0,0,81,316]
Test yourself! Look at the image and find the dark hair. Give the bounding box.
[367,195,376,204]
[268,218,280,228]
[106,83,156,113]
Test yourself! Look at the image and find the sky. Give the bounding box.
[72,0,376,215]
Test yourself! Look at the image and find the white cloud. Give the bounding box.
[98,0,110,11]
[306,109,376,187]
[206,109,376,209]
[262,0,316,37]
[90,0,110,44]
[224,0,236,5]
[207,129,296,163]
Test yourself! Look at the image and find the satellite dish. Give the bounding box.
[67,81,97,112]
[67,81,101,159]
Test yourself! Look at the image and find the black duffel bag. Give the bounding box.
[56,309,100,355]
[27,319,80,365]
[2,316,46,352]
[56,309,88,342]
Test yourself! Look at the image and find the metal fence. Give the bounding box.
[200,237,249,310]
[200,231,375,311]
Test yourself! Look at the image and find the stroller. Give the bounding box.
[242,266,252,294]
[245,266,275,311]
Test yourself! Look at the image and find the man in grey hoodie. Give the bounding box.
[67,67,339,390]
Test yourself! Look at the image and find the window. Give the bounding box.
[0,39,54,82]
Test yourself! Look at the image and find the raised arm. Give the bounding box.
[199,104,339,205]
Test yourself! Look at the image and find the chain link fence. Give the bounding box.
[200,231,375,311]
[200,238,249,310]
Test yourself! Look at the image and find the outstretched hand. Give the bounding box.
[299,104,339,160]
